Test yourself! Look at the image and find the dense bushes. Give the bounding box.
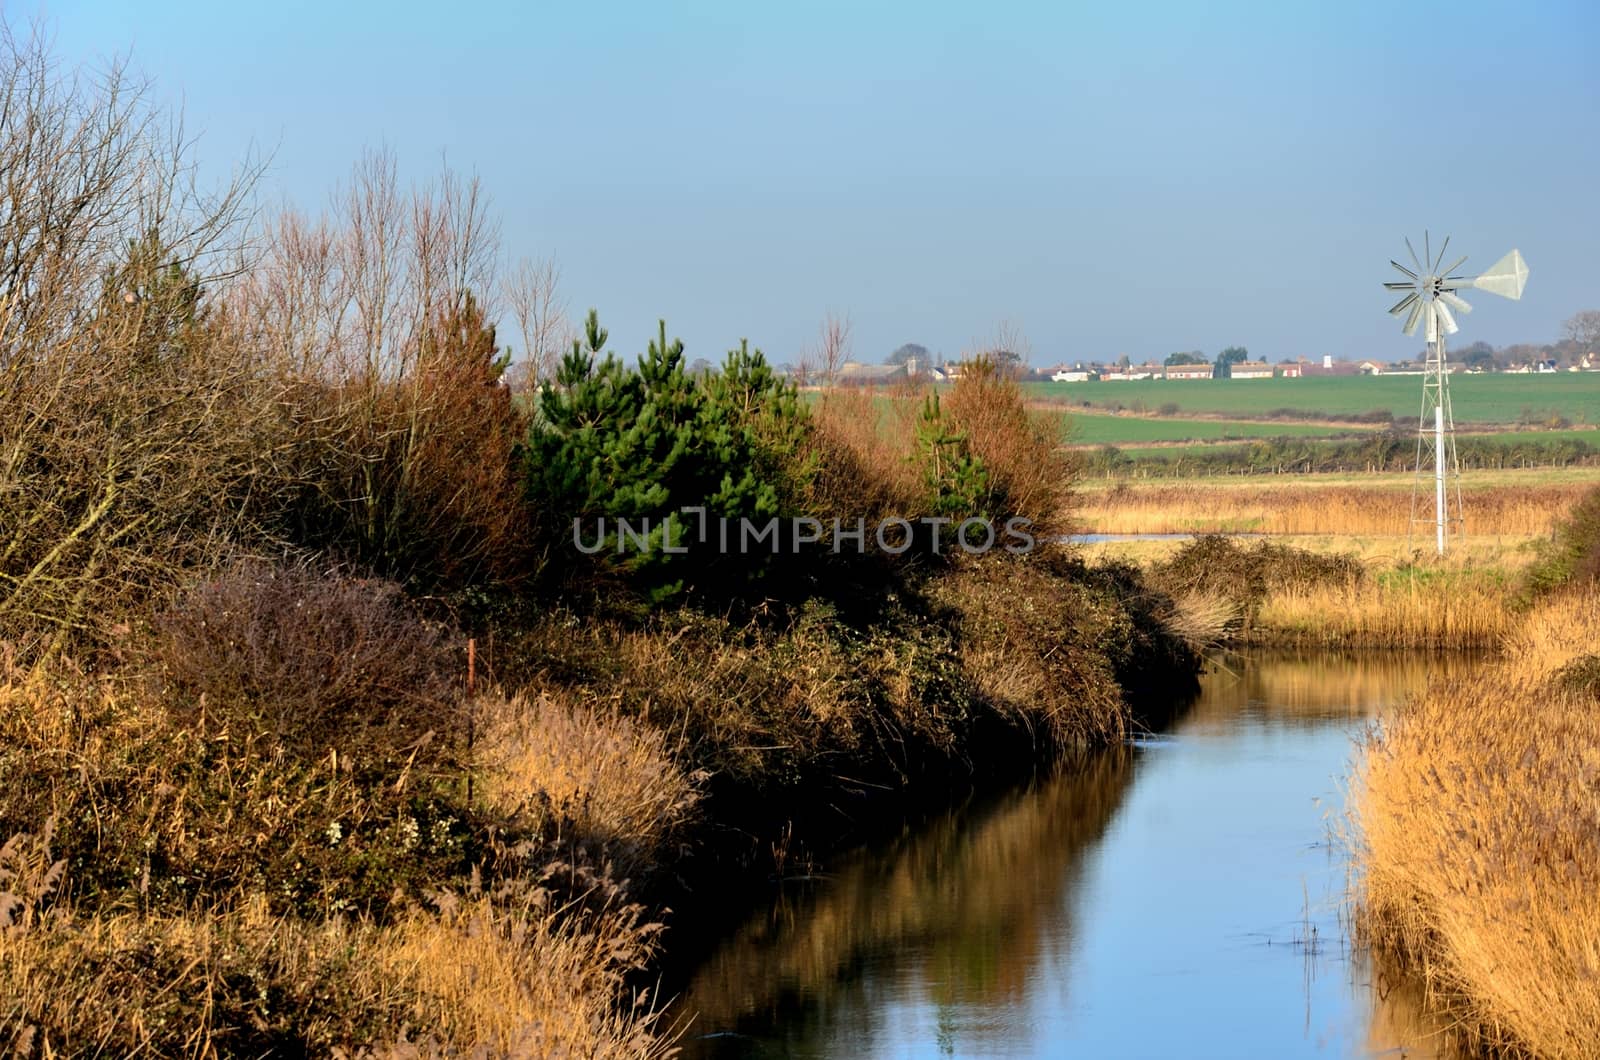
[1523,483,1600,598]
[154,562,463,756]
[0,28,1198,1056]
[941,356,1074,536]
[1084,431,1600,478]
[1148,535,1361,641]
[523,314,811,598]
[272,293,531,593]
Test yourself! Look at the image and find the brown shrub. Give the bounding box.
[1149,534,1361,639]
[942,356,1074,534]
[0,29,277,654]
[806,386,926,520]
[0,648,479,920]
[153,561,463,757]
[271,295,531,592]
[929,555,1138,750]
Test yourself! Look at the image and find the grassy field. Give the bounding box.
[1077,426,1600,457]
[1064,412,1360,445]
[1030,373,1600,425]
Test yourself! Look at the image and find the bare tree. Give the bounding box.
[970,320,1031,377]
[1564,310,1600,353]
[818,311,852,385]
[0,21,267,650]
[502,255,571,387]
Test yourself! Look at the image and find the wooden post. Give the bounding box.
[466,637,476,806]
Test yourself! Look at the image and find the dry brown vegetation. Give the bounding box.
[941,357,1074,537]
[808,385,927,520]
[475,691,701,879]
[0,633,681,1056]
[1,880,667,1059]
[807,356,1074,534]
[1254,573,1515,649]
[1352,592,1600,1058]
[1077,476,1592,538]
[0,23,1198,1054]
[0,15,537,658]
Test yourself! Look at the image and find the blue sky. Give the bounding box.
[36,0,1600,366]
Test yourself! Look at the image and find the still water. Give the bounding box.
[673,650,1478,1059]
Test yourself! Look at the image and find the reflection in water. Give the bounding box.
[675,650,1479,1059]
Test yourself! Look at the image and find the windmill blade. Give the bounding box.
[1438,290,1473,314]
[1433,235,1450,273]
[1389,292,1419,316]
[1433,299,1459,335]
[1424,232,1432,275]
[1404,237,1423,273]
[1385,281,1418,290]
[1390,259,1418,279]
[1424,302,1439,343]
[1438,254,1468,278]
[1402,300,1424,336]
[1470,248,1529,299]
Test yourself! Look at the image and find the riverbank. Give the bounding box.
[0,45,1213,1052]
[671,647,1472,1057]
[1347,486,1600,1058]
[1351,591,1600,1058]
[1091,534,1520,651]
[0,549,1200,1056]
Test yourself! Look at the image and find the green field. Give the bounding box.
[1064,412,1359,446]
[1029,374,1600,425]
[1100,434,1597,461]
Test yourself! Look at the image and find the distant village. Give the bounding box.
[809,340,1599,386]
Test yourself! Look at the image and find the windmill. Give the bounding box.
[1384,234,1528,554]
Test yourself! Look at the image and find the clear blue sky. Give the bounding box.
[35,0,1600,366]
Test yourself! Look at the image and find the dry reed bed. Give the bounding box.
[0,649,686,1056]
[1077,481,1591,537]
[1254,573,1516,649]
[1352,593,1600,1059]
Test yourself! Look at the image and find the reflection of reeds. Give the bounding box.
[1182,649,1484,730]
[1352,593,1600,1058]
[674,752,1138,1054]
[1077,479,1592,537]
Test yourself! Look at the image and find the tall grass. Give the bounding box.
[0,874,669,1057]
[1255,572,1515,648]
[475,691,701,879]
[1147,535,1516,648]
[1351,592,1600,1058]
[1077,479,1587,537]
[0,638,685,1054]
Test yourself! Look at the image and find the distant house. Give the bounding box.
[1358,360,1384,375]
[1051,369,1091,382]
[1231,361,1274,379]
[1278,363,1303,378]
[1164,363,1213,380]
[835,361,908,385]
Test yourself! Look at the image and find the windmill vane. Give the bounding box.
[1382,232,1528,556]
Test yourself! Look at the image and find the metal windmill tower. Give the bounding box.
[1383,234,1528,554]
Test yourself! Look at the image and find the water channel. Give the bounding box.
[672,649,1478,1059]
